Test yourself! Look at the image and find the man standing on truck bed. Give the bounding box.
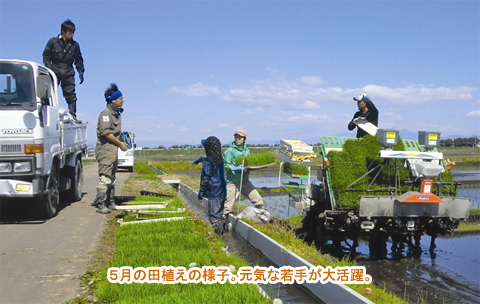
[42,19,84,121]
[347,93,379,138]
[93,83,127,214]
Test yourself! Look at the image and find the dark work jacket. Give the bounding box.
[42,35,84,80]
[347,101,379,138]
[200,156,227,200]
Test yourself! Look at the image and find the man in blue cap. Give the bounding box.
[348,93,379,138]
[93,83,127,214]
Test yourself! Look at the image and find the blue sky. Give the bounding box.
[1,0,478,147]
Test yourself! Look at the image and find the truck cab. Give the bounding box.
[0,59,87,218]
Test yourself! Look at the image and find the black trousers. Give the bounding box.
[56,67,77,115]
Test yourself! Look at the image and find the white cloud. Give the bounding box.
[285,113,330,124]
[215,123,230,129]
[290,100,320,110]
[466,110,480,117]
[170,75,477,111]
[169,82,221,97]
[384,112,404,121]
[299,76,324,87]
[472,99,480,106]
[179,126,189,131]
[168,124,176,129]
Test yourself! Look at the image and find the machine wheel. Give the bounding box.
[68,158,83,201]
[38,163,59,219]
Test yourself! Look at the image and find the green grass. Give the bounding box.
[96,217,270,304]
[457,223,480,231]
[133,161,157,175]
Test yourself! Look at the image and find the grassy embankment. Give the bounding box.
[70,161,270,304]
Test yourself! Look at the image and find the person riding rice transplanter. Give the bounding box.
[347,93,379,138]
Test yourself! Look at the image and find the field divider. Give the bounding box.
[117,217,186,226]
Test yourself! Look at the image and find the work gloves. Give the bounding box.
[198,187,205,200]
[79,72,84,84]
[230,164,244,172]
[192,157,204,166]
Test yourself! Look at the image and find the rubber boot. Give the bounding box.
[107,188,117,210]
[68,100,81,123]
[92,192,106,207]
[212,220,224,236]
[96,201,111,214]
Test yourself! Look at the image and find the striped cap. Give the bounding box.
[234,129,247,138]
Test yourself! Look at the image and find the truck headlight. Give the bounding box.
[14,161,31,172]
[126,151,134,156]
[0,162,12,173]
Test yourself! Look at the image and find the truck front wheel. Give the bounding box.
[39,163,59,218]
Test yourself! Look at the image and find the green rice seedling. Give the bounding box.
[134,161,157,175]
[284,162,309,176]
[234,152,276,167]
[97,216,270,304]
[155,161,201,172]
[270,188,284,193]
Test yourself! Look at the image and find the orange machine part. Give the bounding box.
[401,193,444,203]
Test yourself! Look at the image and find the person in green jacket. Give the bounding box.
[223,129,266,220]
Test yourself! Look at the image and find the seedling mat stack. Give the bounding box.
[278,139,316,210]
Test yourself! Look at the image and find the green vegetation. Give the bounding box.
[284,162,309,176]
[234,152,276,167]
[327,135,456,205]
[154,161,201,173]
[96,218,269,303]
[457,222,480,231]
[134,161,157,175]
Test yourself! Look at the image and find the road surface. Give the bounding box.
[0,163,131,304]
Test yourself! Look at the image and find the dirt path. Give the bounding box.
[0,163,131,304]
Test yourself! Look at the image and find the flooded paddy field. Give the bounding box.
[180,167,479,303]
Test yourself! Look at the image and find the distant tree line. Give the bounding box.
[439,137,479,148]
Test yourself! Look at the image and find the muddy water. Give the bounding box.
[222,234,323,304]
[353,233,480,304]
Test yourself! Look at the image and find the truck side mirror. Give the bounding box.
[134,143,137,148]
[36,74,52,103]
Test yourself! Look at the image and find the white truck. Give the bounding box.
[0,59,87,218]
[118,131,135,172]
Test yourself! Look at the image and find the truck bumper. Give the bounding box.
[0,178,45,198]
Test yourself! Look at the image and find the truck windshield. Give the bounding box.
[120,132,133,149]
[0,62,35,110]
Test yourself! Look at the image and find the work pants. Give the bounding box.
[94,160,117,207]
[223,180,264,217]
[56,68,77,116]
[207,198,225,223]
